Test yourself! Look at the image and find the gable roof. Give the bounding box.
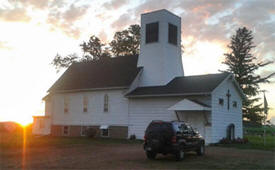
[126,72,229,97]
[48,55,141,93]
[168,99,211,111]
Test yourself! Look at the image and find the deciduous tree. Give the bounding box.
[51,25,141,72]
[110,24,140,56]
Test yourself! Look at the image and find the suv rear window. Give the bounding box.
[146,122,174,134]
[172,122,195,134]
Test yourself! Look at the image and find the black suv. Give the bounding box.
[143,120,205,161]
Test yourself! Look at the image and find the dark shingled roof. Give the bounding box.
[48,55,141,92]
[126,73,229,97]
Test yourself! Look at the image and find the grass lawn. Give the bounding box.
[214,135,275,151]
[0,132,274,170]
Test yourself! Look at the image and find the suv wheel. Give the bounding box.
[197,144,205,156]
[146,151,156,160]
[175,150,184,161]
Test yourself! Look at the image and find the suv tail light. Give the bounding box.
[171,136,177,143]
[144,135,147,141]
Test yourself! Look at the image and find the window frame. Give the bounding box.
[233,101,237,108]
[62,126,70,136]
[104,94,109,112]
[64,96,69,113]
[83,95,88,113]
[219,98,224,105]
[168,23,178,45]
[101,128,109,137]
[145,22,159,44]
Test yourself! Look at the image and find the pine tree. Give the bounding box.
[223,27,274,124]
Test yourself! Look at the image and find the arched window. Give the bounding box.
[104,94,109,112]
[83,95,88,112]
[64,96,69,113]
[227,123,235,140]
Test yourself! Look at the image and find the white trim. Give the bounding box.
[141,9,181,19]
[168,99,211,111]
[49,86,128,93]
[212,73,246,100]
[230,76,246,100]
[100,125,109,129]
[126,92,210,98]
[124,68,143,95]
[51,123,128,126]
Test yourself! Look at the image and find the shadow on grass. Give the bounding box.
[0,133,143,149]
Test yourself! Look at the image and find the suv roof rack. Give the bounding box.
[171,120,185,123]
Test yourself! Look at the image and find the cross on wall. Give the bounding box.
[226,89,231,110]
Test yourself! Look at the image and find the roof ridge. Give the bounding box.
[179,72,228,78]
[72,55,139,66]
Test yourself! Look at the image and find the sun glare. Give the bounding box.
[17,120,32,127]
[183,41,226,75]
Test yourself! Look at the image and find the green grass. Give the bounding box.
[245,135,275,150]
[216,135,275,151]
[244,126,275,136]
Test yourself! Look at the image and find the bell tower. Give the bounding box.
[137,9,184,87]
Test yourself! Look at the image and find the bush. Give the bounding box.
[218,137,248,144]
[129,134,136,140]
[86,128,97,138]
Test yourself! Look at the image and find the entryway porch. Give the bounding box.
[168,99,212,144]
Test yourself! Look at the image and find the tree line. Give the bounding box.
[52,24,140,71]
[52,25,274,125]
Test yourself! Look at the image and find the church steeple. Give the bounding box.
[137,9,184,87]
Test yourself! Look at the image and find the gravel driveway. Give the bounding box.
[1,139,274,170]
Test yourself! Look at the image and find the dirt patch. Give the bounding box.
[0,140,274,169]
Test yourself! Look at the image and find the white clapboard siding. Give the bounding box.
[50,89,129,126]
[211,77,243,143]
[32,117,51,135]
[129,98,180,139]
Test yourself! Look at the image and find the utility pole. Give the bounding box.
[261,90,268,146]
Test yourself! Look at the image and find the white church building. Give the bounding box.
[33,9,244,144]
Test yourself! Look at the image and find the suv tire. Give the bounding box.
[196,144,205,156]
[175,149,184,161]
[146,151,156,160]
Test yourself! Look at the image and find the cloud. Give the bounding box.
[132,0,178,17]
[1,0,82,38]
[0,41,12,50]
[0,8,31,22]
[130,0,275,67]
[95,13,111,20]
[8,0,60,9]
[103,0,128,10]
[98,30,108,43]
[0,0,65,23]
[111,13,134,30]
[19,0,49,9]
[63,4,89,23]
[47,4,89,38]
